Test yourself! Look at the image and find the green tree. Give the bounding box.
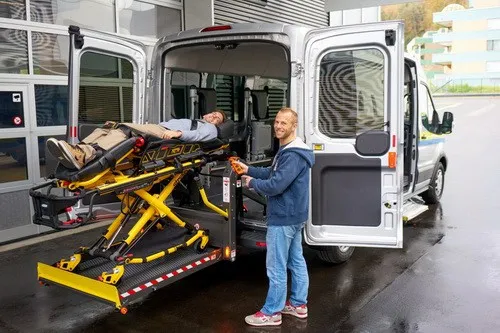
[382,0,468,46]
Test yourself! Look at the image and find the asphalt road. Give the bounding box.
[0,96,498,333]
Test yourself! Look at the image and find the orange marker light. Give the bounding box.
[388,152,396,168]
[224,246,231,259]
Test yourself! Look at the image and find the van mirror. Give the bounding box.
[440,111,454,134]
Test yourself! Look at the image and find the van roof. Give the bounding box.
[157,23,311,45]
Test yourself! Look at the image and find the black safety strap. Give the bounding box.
[190,120,198,131]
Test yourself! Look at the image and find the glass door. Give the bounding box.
[0,85,32,187]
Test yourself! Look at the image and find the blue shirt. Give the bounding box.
[158,119,217,142]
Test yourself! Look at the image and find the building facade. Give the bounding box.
[407,30,449,80]
[431,0,500,89]
[0,0,328,243]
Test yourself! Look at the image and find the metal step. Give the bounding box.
[239,229,267,249]
[403,198,429,222]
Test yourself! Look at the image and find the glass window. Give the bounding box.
[118,1,181,38]
[78,52,133,124]
[35,85,68,126]
[32,32,69,75]
[317,48,385,139]
[486,61,500,73]
[0,0,26,20]
[30,0,115,33]
[419,83,439,133]
[487,40,500,52]
[0,28,28,74]
[0,91,25,129]
[488,18,500,30]
[38,135,65,178]
[0,138,28,182]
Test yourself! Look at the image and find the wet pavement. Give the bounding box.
[0,96,498,333]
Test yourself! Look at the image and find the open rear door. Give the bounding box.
[64,26,149,213]
[66,25,148,144]
[303,22,405,248]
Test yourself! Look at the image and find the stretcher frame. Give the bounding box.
[31,135,241,312]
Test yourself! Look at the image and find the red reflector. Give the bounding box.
[135,137,145,147]
[392,135,396,147]
[256,242,266,248]
[200,25,232,32]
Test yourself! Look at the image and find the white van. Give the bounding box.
[64,21,454,264]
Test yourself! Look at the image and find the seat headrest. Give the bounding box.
[197,88,217,116]
[251,89,269,120]
[216,119,234,140]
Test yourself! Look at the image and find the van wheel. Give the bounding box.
[421,162,445,204]
[315,246,355,264]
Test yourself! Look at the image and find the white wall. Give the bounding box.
[329,6,380,26]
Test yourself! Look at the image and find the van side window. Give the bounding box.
[418,82,440,133]
[78,52,135,124]
[317,48,385,139]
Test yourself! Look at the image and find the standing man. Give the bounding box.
[234,107,315,327]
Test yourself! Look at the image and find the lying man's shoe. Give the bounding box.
[46,138,86,170]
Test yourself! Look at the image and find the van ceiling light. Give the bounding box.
[214,44,225,50]
[201,25,232,32]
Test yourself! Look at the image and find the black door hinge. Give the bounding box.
[68,25,84,49]
[385,29,395,46]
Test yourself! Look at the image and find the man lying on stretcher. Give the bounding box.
[46,110,227,170]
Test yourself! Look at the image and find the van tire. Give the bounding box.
[315,246,355,264]
[421,162,445,204]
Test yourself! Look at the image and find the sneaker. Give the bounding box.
[46,138,85,170]
[245,311,282,326]
[281,301,308,319]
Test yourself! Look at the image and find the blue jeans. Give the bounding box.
[261,223,309,315]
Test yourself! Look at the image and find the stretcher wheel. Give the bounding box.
[193,238,205,254]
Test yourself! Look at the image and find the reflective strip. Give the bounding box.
[119,254,215,299]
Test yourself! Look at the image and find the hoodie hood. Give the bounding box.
[281,137,315,167]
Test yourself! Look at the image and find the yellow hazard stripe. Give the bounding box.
[37,262,121,309]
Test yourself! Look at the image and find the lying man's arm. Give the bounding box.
[162,123,217,142]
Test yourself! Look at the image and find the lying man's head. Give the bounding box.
[203,110,226,126]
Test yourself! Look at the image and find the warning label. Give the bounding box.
[223,177,230,203]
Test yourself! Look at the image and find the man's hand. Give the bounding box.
[162,130,182,140]
[241,175,253,187]
[233,160,249,174]
[103,121,116,128]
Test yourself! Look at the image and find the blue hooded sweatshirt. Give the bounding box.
[248,137,315,226]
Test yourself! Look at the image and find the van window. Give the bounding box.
[419,82,439,133]
[317,48,385,139]
[78,52,134,124]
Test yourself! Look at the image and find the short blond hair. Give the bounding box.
[278,107,298,124]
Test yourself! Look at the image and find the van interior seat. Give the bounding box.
[247,87,272,161]
[189,86,217,117]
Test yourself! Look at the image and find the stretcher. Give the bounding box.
[30,120,239,313]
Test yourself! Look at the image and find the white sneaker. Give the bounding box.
[245,311,282,326]
[281,301,308,319]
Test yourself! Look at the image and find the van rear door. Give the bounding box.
[66,25,148,144]
[303,22,405,248]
